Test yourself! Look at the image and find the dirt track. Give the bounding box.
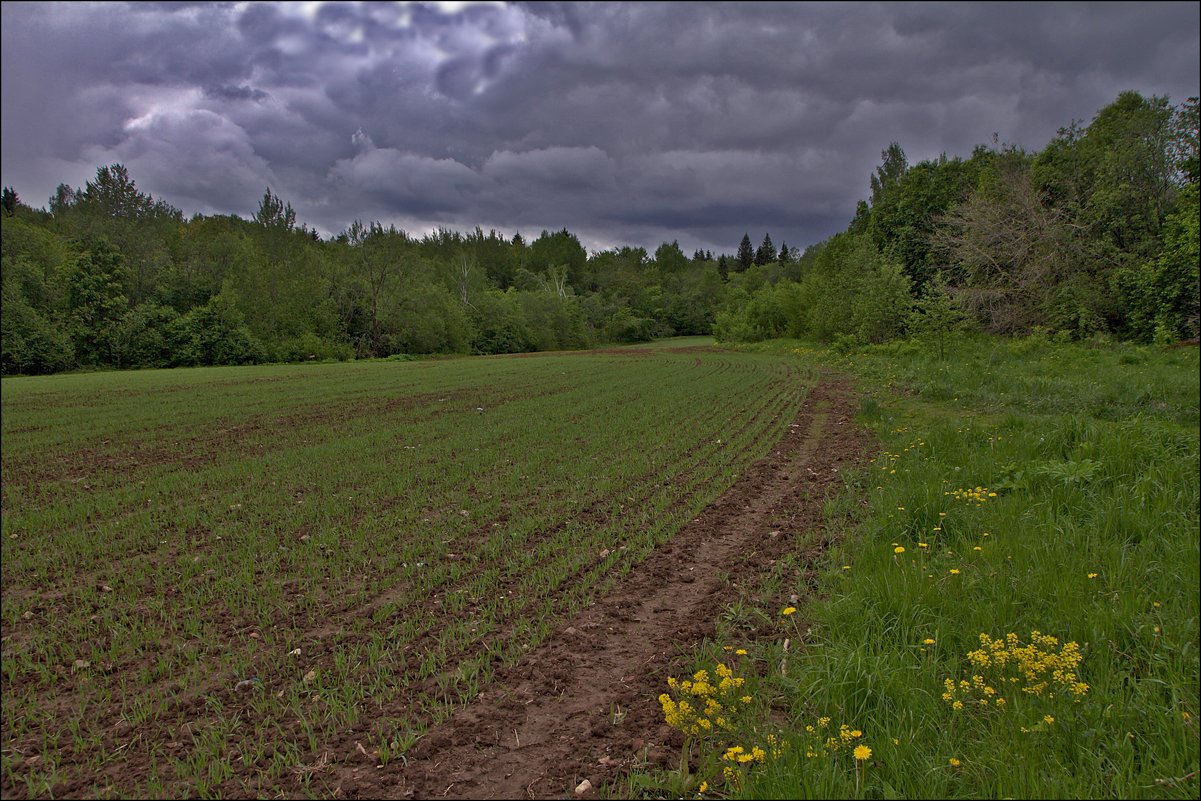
[321,373,873,799]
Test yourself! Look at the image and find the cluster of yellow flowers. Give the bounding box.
[659,663,750,737]
[944,486,998,505]
[942,674,1004,710]
[661,662,790,793]
[800,717,869,759]
[718,735,785,783]
[721,742,768,764]
[943,631,1089,710]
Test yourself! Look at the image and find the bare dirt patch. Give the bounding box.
[318,372,874,799]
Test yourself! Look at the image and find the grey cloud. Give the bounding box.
[205,84,269,103]
[329,146,483,217]
[2,1,1197,255]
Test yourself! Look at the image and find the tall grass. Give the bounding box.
[637,335,1199,799]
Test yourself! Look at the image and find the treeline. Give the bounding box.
[716,91,1199,350]
[2,166,796,374]
[3,91,1197,376]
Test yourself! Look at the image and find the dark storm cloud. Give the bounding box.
[2,1,1197,253]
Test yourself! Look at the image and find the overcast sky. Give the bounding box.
[2,2,1198,254]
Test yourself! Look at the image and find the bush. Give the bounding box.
[1,281,75,374]
[169,289,263,366]
[111,302,180,368]
[470,290,535,354]
[272,332,353,363]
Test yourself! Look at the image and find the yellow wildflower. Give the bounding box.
[781,606,797,616]
[853,744,872,761]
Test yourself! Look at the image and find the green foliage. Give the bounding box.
[111,301,181,369]
[170,281,263,366]
[528,228,587,286]
[868,154,978,291]
[470,290,535,354]
[1116,182,1200,342]
[386,283,473,355]
[908,276,969,359]
[0,280,75,374]
[67,238,130,365]
[605,306,657,343]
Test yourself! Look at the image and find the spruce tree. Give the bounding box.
[737,234,754,271]
[754,232,776,265]
[1,187,18,216]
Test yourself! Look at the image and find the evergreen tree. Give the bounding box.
[755,232,776,265]
[736,234,754,271]
[717,254,730,280]
[1,187,18,216]
[778,241,791,263]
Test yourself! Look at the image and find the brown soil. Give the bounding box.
[315,372,874,799]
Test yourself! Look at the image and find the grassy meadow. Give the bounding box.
[2,333,1198,800]
[636,335,1199,799]
[0,339,816,798]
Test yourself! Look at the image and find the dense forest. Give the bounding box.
[2,90,1197,375]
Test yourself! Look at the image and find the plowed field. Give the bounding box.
[0,339,870,799]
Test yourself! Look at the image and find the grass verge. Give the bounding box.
[625,334,1199,799]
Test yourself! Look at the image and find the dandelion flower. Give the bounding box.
[949,568,960,575]
[698,781,708,793]
[949,757,961,767]
[735,649,747,655]
[894,546,906,554]
[1044,715,1055,725]
[781,606,797,616]
[853,744,872,761]
[923,638,936,645]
